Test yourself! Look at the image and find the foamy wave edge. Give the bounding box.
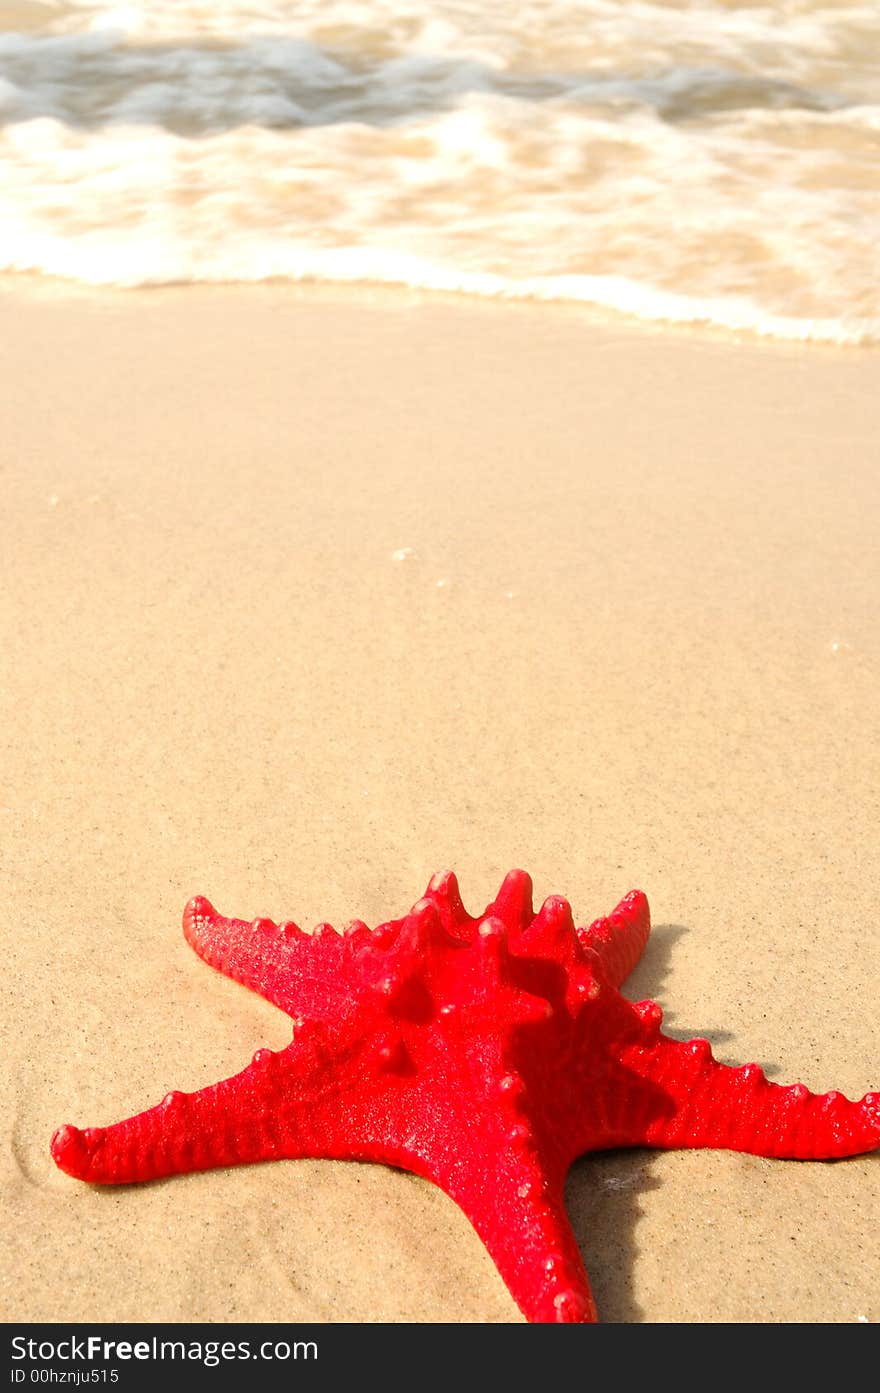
[3,246,876,346]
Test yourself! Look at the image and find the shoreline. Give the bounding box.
[2,284,878,1322]
[2,272,878,355]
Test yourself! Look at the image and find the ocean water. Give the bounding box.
[1,0,878,342]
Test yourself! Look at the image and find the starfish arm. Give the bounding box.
[182,896,349,1017]
[50,1037,336,1184]
[578,890,651,987]
[439,1144,597,1324]
[617,1027,880,1159]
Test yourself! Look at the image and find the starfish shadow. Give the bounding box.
[567,920,707,1322]
[565,1153,659,1322]
[623,920,736,1051]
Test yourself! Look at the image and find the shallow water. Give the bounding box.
[2,1,878,341]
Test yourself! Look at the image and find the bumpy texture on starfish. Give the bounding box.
[52,871,879,1322]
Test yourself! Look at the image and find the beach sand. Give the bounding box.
[1,284,878,1323]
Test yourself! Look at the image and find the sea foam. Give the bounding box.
[1,2,878,344]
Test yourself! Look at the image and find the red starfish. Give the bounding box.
[51,870,879,1323]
